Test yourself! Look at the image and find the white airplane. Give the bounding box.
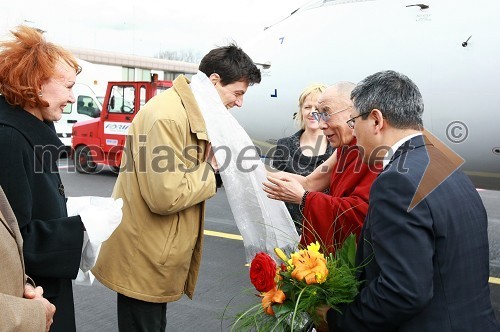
[233,0,500,190]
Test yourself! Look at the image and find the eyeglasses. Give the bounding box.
[311,106,351,123]
[346,111,371,129]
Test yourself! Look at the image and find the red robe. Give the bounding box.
[301,139,380,253]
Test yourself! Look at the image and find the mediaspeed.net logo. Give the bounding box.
[407,128,465,212]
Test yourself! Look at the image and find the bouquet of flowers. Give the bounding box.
[232,234,360,331]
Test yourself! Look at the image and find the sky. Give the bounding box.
[1,0,307,59]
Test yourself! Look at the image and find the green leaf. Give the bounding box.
[336,233,357,269]
[273,301,294,318]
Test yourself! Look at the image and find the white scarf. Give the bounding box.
[190,71,299,262]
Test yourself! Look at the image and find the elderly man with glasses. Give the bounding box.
[264,82,381,254]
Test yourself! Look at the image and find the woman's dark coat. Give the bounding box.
[0,96,84,332]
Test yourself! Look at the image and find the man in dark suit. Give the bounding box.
[322,70,499,331]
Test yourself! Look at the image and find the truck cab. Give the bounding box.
[71,78,172,173]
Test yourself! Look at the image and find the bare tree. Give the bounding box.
[155,49,202,63]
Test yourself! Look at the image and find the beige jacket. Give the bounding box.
[0,186,45,331]
[93,75,216,303]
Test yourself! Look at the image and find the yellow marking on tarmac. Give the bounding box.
[204,230,500,283]
[465,170,500,179]
[204,230,243,241]
[489,277,500,285]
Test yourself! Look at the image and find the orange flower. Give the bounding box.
[291,248,328,284]
[261,287,286,315]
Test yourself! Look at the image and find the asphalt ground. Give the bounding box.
[56,161,500,331]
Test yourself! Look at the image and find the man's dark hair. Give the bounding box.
[351,70,424,130]
[199,43,261,86]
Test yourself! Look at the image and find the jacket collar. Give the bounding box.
[385,134,428,169]
[0,96,64,148]
[172,75,209,141]
[0,96,65,169]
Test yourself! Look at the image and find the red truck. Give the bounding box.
[71,77,173,173]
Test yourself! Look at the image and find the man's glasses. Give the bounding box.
[346,111,371,129]
[311,106,351,123]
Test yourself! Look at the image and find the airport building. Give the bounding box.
[68,47,199,96]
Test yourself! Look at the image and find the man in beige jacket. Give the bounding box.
[0,186,56,331]
[92,44,261,331]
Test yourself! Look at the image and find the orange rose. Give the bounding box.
[291,249,328,284]
[261,286,286,315]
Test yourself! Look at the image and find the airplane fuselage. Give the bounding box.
[233,0,500,190]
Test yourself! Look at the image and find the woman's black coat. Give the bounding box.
[0,97,84,332]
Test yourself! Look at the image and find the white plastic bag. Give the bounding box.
[67,197,123,285]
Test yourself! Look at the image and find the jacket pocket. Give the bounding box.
[158,215,179,265]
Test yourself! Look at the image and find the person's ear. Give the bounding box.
[372,109,384,132]
[209,73,220,86]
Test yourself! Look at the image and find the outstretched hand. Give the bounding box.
[263,175,305,204]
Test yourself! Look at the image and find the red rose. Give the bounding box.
[250,252,277,292]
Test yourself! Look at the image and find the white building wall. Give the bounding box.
[77,59,122,97]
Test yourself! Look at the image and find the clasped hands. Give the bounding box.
[263,174,305,204]
[24,284,55,332]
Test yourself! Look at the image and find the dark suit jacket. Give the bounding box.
[0,186,45,331]
[328,135,499,331]
[0,97,84,332]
